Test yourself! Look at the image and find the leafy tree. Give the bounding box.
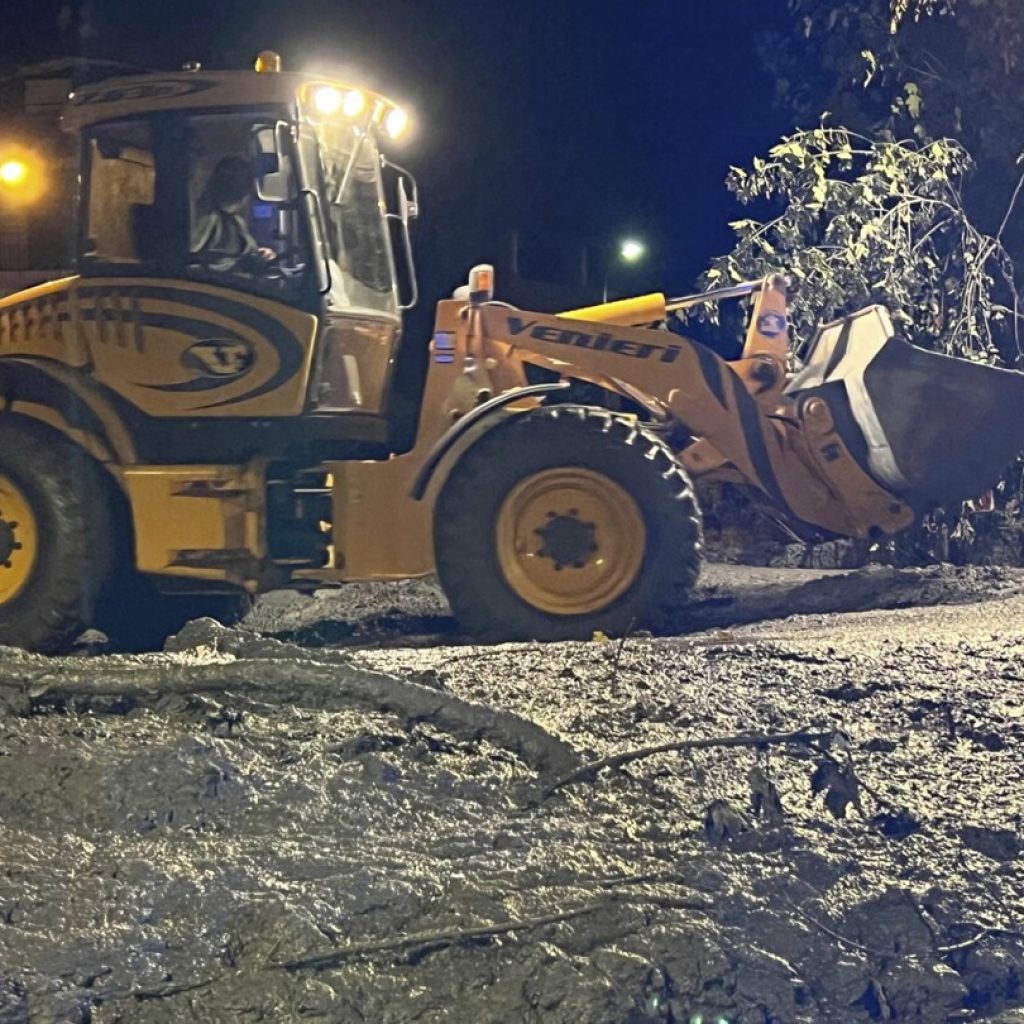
[704,126,1021,362]
[772,0,1024,167]
[709,0,1024,366]
[702,0,1024,559]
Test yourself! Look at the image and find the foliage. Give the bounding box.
[811,757,864,819]
[702,126,1021,362]
[770,0,1024,204]
[777,2,1022,131]
[703,0,1024,554]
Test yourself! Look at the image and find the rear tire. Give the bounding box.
[0,416,115,653]
[434,405,702,641]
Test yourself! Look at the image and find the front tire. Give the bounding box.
[434,405,702,641]
[0,416,115,653]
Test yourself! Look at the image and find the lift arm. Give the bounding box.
[457,281,912,540]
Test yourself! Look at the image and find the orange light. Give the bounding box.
[0,160,27,186]
[469,264,495,301]
[255,50,282,73]
[0,151,45,205]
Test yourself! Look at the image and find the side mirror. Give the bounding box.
[252,124,293,203]
[398,175,419,223]
[382,158,420,310]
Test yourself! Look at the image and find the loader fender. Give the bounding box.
[0,358,136,466]
[410,382,569,501]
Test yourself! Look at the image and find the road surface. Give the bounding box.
[0,563,1021,1022]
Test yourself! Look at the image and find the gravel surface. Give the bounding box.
[0,563,1022,1022]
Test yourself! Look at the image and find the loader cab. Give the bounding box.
[65,68,418,449]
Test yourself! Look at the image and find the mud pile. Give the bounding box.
[0,564,1021,1022]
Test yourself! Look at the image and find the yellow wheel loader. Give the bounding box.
[0,54,1021,652]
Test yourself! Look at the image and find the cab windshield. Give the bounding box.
[303,120,399,318]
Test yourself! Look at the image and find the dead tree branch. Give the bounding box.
[0,657,582,778]
[938,926,1024,955]
[606,619,637,682]
[536,728,836,803]
[279,893,709,972]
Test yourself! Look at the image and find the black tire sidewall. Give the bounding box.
[0,417,112,652]
[435,408,700,640]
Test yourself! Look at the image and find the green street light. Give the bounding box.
[619,238,646,263]
[603,238,647,301]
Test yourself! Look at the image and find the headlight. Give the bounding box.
[0,152,45,205]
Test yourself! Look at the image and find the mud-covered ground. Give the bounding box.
[0,563,1022,1023]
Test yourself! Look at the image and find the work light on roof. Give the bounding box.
[384,106,409,140]
[342,89,366,117]
[313,85,343,115]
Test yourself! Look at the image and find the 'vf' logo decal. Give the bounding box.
[182,338,255,380]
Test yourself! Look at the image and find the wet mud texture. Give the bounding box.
[0,562,1022,1023]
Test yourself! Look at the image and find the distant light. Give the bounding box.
[0,154,44,206]
[0,160,28,187]
[343,89,366,117]
[313,86,343,115]
[620,238,645,263]
[384,107,409,140]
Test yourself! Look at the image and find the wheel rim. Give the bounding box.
[496,467,646,616]
[0,473,37,607]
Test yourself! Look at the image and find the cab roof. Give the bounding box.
[62,70,399,132]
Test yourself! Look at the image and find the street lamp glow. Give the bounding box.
[620,238,645,263]
[0,160,28,187]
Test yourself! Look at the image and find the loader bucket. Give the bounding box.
[787,306,1024,511]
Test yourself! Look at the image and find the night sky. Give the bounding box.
[0,0,790,325]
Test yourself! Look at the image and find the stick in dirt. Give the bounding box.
[536,728,837,803]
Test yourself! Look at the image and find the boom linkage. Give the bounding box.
[458,279,912,540]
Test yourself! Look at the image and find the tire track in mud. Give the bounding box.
[238,563,1024,653]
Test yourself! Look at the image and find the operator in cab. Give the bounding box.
[191,156,276,275]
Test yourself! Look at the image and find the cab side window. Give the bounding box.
[82,121,156,266]
[186,114,308,301]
